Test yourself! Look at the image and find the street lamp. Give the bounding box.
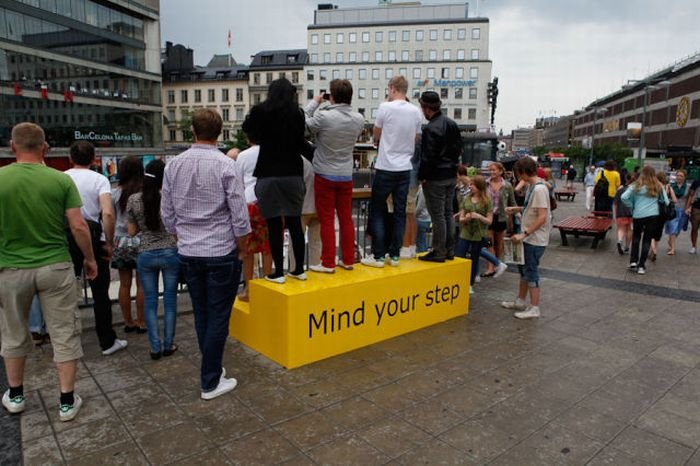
[588,106,608,167]
[623,79,671,168]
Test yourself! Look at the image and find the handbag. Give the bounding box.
[658,190,676,221]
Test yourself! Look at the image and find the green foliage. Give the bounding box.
[177,110,193,142]
[535,143,632,167]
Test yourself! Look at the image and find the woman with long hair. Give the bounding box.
[665,170,690,255]
[111,156,145,333]
[649,171,677,261]
[613,174,634,255]
[455,175,493,293]
[621,166,669,275]
[482,162,516,277]
[242,78,308,283]
[127,160,180,359]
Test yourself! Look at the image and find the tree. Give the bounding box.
[177,110,193,142]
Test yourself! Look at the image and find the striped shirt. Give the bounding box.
[161,144,251,257]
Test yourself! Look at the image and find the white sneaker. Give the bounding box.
[493,262,508,279]
[500,299,527,311]
[102,339,128,356]
[469,287,475,295]
[201,376,238,401]
[2,389,25,414]
[287,271,308,281]
[475,275,481,283]
[409,245,416,258]
[309,264,335,274]
[514,306,541,319]
[389,256,400,267]
[59,394,83,422]
[264,275,286,284]
[361,256,385,268]
[399,247,412,259]
[337,261,354,270]
[628,262,638,270]
[690,247,697,254]
[637,267,646,275]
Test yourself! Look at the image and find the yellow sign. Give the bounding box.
[677,96,690,128]
[230,258,471,368]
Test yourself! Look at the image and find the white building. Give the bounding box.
[306,2,492,131]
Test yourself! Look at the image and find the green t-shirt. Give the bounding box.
[0,163,82,268]
[459,195,492,241]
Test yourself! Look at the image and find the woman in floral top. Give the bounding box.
[455,175,493,293]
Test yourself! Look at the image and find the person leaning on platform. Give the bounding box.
[161,108,251,400]
[500,157,552,320]
[416,90,462,263]
[304,79,364,273]
[0,123,97,421]
[361,75,423,268]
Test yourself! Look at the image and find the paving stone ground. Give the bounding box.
[4,182,700,465]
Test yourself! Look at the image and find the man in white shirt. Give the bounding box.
[65,141,126,355]
[362,76,422,268]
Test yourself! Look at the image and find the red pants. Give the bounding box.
[314,175,355,268]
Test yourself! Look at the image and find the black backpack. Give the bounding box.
[594,171,609,198]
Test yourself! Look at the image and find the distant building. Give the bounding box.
[542,116,572,148]
[511,128,533,151]
[248,49,307,106]
[528,128,544,149]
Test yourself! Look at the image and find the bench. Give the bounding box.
[554,189,577,202]
[553,215,613,249]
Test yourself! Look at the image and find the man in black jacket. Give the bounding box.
[417,91,462,262]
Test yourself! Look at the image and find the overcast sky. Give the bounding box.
[161,0,700,133]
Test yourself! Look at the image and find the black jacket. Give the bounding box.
[418,111,462,181]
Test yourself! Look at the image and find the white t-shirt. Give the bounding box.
[374,100,422,172]
[65,168,111,223]
[522,183,551,247]
[236,145,260,204]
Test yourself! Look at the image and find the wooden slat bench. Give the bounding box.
[553,215,613,249]
[554,188,577,202]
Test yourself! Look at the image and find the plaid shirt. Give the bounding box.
[161,144,251,257]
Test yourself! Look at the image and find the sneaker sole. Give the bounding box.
[201,379,238,400]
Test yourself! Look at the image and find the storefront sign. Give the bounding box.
[416,79,476,88]
[602,119,620,133]
[676,96,690,128]
[74,131,144,143]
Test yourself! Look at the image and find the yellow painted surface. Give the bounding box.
[230,257,471,368]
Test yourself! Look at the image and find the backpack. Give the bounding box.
[594,171,609,198]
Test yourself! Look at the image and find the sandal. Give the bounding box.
[480,271,496,278]
[667,250,675,255]
[163,345,178,357]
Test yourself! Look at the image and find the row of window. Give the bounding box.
[306,87,477,101]
[309,48,480,65]
[308,66,479,81]
[166,88,245,104]
[251,71,300,86]
[166,107,245,123]
[311,28,481,45]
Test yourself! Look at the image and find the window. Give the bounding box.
[362,51,370,62]
[336,33,344,44]
[307,89,314,100]
[261,55,273,65]
[444,29,452,40]
[468,108,477,120]
[375,31,383,42]
[458,29,466,40]
[401,50,409,61]
[399,67,407,76]
[455,88,463,99]
[441,67,449,78]
[320,70,327,80]
[375,51,383,61]
[456,67,464,78]
[194,89,201,102]
[324,33,331,44]
[443,50,451,60]
[454,108,462,120]
[388,51,396,61]
[167,90,175,104]
[413,67,421,78]
[336,52,344,63]
[349,52,357,62]
[440,88,448,99]
[266,72,273,83]
[292,72,299,83]
[371,108,378,119]
[236,88,243,101]
[236,108,244,120]
[471,49,480,60]
[469,88,477,99]
[427,68,435,78]
[310,53,318,64]
[222,108,230,121]
[221,88,229,102]
[371,88,379,99]
[415,50,424,61]
[359,69,367,80]
[180,90,188,103]
[332,69,340,79]
[402,30,410,41]
[416,30,424,41]
[457,50,466,60]
[429,50,437,61]
[389,31,396,42]
[349,32,357,43]
[385,68,393,79]
[254,94,261,104]
[358,108,365,116]
[323,53,331,63]
[167,109,176,122]
[169,129,176,141]
[470,67,479,79]
[207,89,215,102]
[472,28,481,40]
[345,69,353,80]
[311,34,318,45]
[429,29,438,40]
[371,68,379,80]
[358,88,366,99]
[362,32,370,43]
[307,70,315,81]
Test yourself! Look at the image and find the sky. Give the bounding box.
[160,0,700,134]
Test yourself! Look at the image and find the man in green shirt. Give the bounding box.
[0,123,97,422]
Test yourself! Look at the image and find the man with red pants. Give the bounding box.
[305,79,364,273]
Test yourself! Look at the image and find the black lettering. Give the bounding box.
[387,299,398,317]
[338,310,351,330]
[412,293,420,310]
[441,287,450,303]
[425,290,434,307]
[354,301,365,326]
[309,310,327,338]
[400,296,411,313]
[375,302,386,326]
[451,285,460,304]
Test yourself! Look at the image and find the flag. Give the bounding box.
[228,29,231,48]
[13,82,22,96]
[63,89,74,103]
[40,84,48,100]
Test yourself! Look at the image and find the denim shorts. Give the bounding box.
[517,243,546,288]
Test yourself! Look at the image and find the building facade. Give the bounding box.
[511,128,533,151]
[306,2,492,131]
[0,0,163,166]
[542,116,572,148]
[248,49,307,106]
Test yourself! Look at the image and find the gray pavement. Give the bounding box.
[6,182,700,465]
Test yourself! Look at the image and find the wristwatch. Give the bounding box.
[522,229,529,237]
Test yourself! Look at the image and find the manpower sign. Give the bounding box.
[417,79,477,87]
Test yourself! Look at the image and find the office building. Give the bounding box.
[248,49,307,106]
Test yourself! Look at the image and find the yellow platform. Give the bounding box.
[230,257,471,369]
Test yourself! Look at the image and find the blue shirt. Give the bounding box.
[621,185,668,219]
[584,172,596,187]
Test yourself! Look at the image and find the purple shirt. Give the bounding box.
[161,144,251,257]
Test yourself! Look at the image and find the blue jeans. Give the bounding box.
[179,249,241,392]
[370,169,411,259]
[416,220,431,253]
[455,238,482,285]
[517,243,546,287]
[29,295,45,334]
[480,248,500,267]
[137,248,180,354]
